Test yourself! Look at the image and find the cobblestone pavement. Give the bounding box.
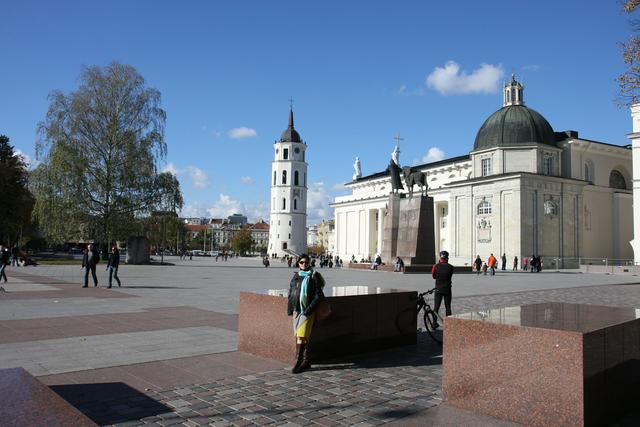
[56,282,640,427]
[65,333,445,427]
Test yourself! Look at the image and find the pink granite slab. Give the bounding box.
[0,367,96,426]
[443,303,640,427]
[238,287,417,363]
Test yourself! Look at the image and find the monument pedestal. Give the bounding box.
[381,193,435,266]
[443,303,640,426]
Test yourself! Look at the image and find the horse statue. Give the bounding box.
[401,166,428,197]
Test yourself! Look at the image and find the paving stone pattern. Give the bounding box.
[75,334,444,427]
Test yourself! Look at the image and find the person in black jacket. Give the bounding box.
[0,245,9,283]
[431,250,454,318]
[106,245,122,288]
[81,243,99,288]
[287,253,325,374]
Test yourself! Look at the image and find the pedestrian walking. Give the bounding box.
[287,254,325,374]
[11,244,19,267]
[523,257,529,271]
[82,243,99,288]
[106,245,122,288]
[487,253,497,275]
[0,245,9,283]
[513,256,518,271]
[432,250,454,319]
[501,253,507,271]
[474,255,482,275]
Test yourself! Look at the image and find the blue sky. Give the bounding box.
[1,1,634,225]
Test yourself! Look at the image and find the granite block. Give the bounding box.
[0,367,97,426]
[443,303,640,427]
[238,287,417,363]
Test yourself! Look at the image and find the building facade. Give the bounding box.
[332,76,633,268]
[267,109,308,257]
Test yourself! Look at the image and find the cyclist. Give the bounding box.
[431,250,454,319]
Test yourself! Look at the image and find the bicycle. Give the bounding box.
[417,288,442,344]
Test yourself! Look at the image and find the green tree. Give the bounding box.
[33,62,170,244]
[231,229,252,256]
[0,135,35,245]
[618,0,640,105]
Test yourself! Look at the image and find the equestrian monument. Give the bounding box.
[380,166,435,266]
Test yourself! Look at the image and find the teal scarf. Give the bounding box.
[298,269,312,312]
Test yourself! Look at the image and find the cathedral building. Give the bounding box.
[267,109,308,257]
[331,76,633,268]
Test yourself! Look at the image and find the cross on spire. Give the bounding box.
[394,133,404,148]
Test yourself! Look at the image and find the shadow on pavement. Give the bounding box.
[50,382,172,426]
[314,331,443,370]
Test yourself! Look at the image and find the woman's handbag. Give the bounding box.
[316,289,332,321]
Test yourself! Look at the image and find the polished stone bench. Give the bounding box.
[238,286,416,363]
[443,302,640,427]
[0,367,96,426]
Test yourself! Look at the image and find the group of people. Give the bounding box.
[81,243,122,289]
[524,255,543,272]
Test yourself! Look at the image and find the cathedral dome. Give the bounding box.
[280,108,302,143]
[473,74,556,150]
[473,105,556,150]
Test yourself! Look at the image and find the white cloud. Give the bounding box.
[162,162,180,175]
[205,194,243,218]
[426,61,504,95]
[331,182,348,191]
[240,176,255,185]
[422,147,445,163]
[307,182,333,225]
[228,127,257,139]
[187,166,210,188]
[181,196,268,223]
[14,149,40,170]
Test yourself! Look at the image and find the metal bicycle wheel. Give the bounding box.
[423,309,442,344]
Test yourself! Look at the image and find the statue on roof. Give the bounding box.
[353,157,362,180]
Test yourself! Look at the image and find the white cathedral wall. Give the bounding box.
[582,187,633,261]
[519,177,583,268]
[445,177,521,266]
[503,149,537,174]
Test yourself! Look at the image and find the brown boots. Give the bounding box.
[292,343,311,374]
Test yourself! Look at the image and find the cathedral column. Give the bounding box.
[377,208,384,256]
[629,104,640,264]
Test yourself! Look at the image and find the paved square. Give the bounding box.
[2,257,640,426]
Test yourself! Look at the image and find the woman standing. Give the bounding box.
[287,254,325,374]
[106,245,122,288]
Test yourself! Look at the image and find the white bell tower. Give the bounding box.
[629,103,640,264]
[267,108,308,257]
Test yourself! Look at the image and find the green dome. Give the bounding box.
[473,105,556,150]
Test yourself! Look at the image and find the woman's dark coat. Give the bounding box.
[287,271,325,316]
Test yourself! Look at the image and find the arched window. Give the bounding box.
[273,171,276,185]
[477,200,492,215]
[294,170,299,186]
[609,170,627,189]
[282,170,287,185]
[294,198,298,210]
[584,163,591,183]
[282,198,286,210]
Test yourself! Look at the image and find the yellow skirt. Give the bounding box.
[293,311,315,338]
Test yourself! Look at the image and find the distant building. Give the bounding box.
[317,220,335,254]
[307,224,319,247]
[228,213,248,225]
[245,219,270,254]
